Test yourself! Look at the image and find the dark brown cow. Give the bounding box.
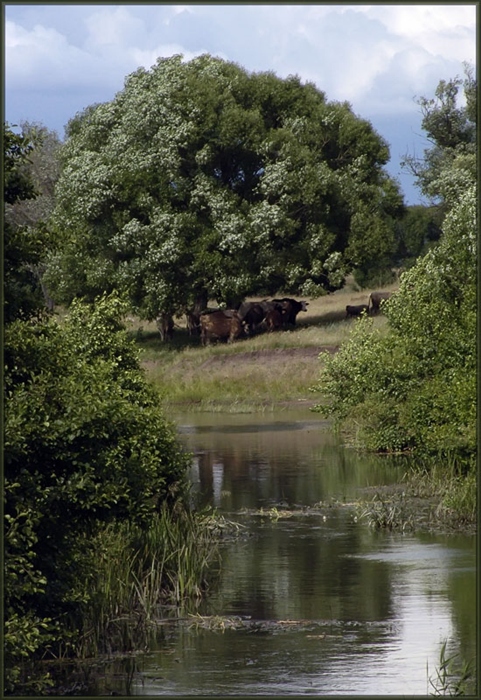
[237,301,266,334]
[258,300,283,316]
[272,298,309,326]
[346,304,369,318]
[368,292,392,315]
[200,309,244,346]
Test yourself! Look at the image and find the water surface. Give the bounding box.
[112,411,476,695]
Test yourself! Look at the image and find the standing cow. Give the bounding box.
[200,309,244,346]
[156,313,174,341]
[265,307,284,332]
[368,292,392,315]
[237,301,266,335]
[272,298,309,326]
[346,304,369,318]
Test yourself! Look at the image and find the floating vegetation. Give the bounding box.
[357,491,415,532]
[237,501,347,522]
[181,615,391,640]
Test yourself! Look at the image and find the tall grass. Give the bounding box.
[403,456,477,528]
[73,504,221,658]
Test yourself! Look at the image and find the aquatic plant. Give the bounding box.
[428,639,476,696]
[71,503,222,658]
[358,491,415,531]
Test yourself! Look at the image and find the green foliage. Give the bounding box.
[394,205,443,268]
[313,68,476,460]
[313,172,476,458]
[402,63,476,207]
[4,293,193,692]
[46,54,404,319]
[4,124,37,204]
[3,123,52,323]
[50,504,220,660]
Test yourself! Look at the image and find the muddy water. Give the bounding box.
[108,411,476,695]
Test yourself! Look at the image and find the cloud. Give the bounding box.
[83,6,146,49]
[5,20,98,89]
[6,5,475,104]
[4,4,476,202]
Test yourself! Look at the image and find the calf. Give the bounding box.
[346,304,369,318]
[265,308,284,332]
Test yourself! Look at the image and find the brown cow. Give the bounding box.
[200,309,244,346]
[346,304,369,318]
[265,308,284,332]
[368,292,392,315]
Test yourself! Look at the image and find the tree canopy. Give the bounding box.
[46,54,405,322]
[4,124,51,323]
[402,63,476,208]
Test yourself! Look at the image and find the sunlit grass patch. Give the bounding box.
[124,283,395,411]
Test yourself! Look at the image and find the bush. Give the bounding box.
[4,293,193,692]
[313,183,476,460]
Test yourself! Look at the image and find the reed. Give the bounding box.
[403,456,477,528]
[357,491,415,532]
[427,639,476,696]
[75,504,221,658]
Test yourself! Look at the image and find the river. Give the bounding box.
[92,410,476,696]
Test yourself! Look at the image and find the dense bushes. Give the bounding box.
[313,181,476,459]
[4,294,197,693]
[314,68,476,463]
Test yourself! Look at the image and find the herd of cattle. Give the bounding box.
[199,297,309,345]
[155,291,393,343]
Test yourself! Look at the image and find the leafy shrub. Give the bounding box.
[4,293,193,692]
[313,182,476,460]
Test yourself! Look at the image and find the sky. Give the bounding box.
[4,3,477,205]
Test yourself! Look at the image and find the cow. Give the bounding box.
[156,313,174,341]
[346,304,369,318]
[237,301,266,335]
[368,292,392,315]
[200,309,244,346]
[265,307,284,331]
[257,300,283,316]
[185,294,208,336]
[272,298,309,327]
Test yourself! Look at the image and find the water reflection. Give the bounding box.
[125,411,475,696]
[179,411,405,511]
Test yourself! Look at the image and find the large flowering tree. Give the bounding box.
[46,54,404,325]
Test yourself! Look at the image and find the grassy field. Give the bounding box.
[127,279,396,411]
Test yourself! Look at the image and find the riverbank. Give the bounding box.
[126,280,475,537]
